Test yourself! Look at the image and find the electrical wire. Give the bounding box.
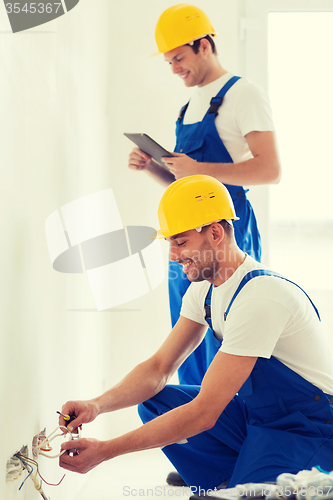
[15,454,49,499]
[15,456,34,491]
[38,434,53,452]
[16,453,66,487]
[37,425,75,459]
[12,424,79,498]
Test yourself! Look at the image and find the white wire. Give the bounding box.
[37,425,77,459]
[38,450,66,459]
[29,470,49,500]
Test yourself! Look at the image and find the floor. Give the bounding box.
[74,449,197,500]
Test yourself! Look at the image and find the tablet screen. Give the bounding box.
[124,133,174,166]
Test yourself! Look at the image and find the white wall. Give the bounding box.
[0,1,243,499]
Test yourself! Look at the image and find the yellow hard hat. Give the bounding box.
[153,4,216,55]
[157,175,239,239]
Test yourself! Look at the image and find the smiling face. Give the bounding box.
[168,228,219,283]
[164,42,211,88]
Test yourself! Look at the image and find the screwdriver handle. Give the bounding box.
[66,414,77,424]
[57,411,77,424]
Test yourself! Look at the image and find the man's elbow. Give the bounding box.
[196,411,220,433]
[203,417,218,432]
[263,159,282,185]
[273,157,282,183]
[138,357,170,396]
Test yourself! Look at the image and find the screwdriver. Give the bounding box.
[56,411,77,424]
[57,411,81,455]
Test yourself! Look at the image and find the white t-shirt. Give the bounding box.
[183,73,275,163]
[180,255,333,395]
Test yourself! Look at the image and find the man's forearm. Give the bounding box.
[101,353,255,461]
[92,358,169,416]
[100,397,216,462]
[59,353,256,474]
[163,130,281,185]
[60,395,218,474]
[197,155,281,186]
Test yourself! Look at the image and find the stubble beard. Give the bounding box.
[184,241,218,283]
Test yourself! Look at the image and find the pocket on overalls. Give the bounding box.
[181,138,205,162]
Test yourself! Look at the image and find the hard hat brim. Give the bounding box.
[150,32,217,58]
[149,50,161,58]
[155,229,165,239]
[154,217,240,240]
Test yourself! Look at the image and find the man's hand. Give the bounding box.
[59,400,99,433]
[59,438,109,474]
[161,153,198,179]
[128,147,152,171]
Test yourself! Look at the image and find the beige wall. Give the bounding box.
[0,1,243,498]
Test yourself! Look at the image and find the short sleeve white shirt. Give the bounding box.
[183,73,275,163]
[180,255,333,395]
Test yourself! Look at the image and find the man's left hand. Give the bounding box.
[161,153,199,179]
[59,438,108,474]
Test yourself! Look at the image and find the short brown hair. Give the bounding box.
[188,35,217,55]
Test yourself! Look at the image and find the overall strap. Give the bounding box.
[207,75,241,115]
[177,102,189,122]
[224,269,321,321]
[204,283,214,330]
[177,75,241,123]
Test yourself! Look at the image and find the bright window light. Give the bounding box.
[268,12,333,222]
[268,12,333,292]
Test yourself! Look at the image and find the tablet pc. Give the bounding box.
[124,133,174,166]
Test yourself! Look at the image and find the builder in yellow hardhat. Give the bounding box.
[59,175,333,492]
[129,4,281,482]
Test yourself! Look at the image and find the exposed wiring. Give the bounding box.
[16,454,66,488]
[38,434,53,452]
[15,454,50,499]
[37,425,76,459]
[16,457,33,491]
[10,424,79,499]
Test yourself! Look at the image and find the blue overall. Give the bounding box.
[169,76,261,385]
[139,271,333,490]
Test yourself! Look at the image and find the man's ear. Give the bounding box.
[209,222,225,245]
[199,37,212,55]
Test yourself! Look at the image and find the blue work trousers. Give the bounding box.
[138,358,333,490]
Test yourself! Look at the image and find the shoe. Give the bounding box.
[166,471,229,490]
[166,471,188,487]
[217,480,229,489]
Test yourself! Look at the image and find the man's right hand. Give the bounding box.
[128,147,152,171]
[59,399,100,433]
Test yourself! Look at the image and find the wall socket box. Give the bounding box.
[6,427,47,484]
[6,444,28,482]
[6,435,51,499]
[32,428,47,459]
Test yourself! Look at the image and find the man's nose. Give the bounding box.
[170,245,181,262]
[171,61,180,74]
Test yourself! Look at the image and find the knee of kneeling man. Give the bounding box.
[137,400,155,424]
